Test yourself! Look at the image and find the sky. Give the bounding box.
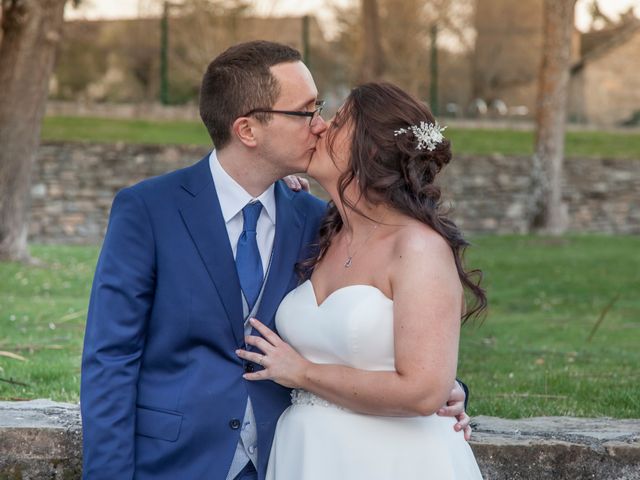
[65,0,640,34]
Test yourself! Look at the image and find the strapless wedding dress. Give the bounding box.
[265,279,482,479]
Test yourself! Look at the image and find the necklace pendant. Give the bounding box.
[344,257,353,268]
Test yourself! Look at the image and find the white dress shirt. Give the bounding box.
[209,150,276,479]
[209,150,276,276]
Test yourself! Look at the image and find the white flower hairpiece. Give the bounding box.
[394,121,447,151]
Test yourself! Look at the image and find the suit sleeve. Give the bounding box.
[457,378,470,411]
[80,188,156,479]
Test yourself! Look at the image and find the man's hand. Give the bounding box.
[437,382,472,441]
[283,175,310,192]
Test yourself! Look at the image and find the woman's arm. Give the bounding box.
[238,229,462,417]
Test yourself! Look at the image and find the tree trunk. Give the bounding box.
[0,0,67,261]
[529,0,576,234]
[358,0,385,83]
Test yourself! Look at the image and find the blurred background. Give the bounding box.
[47,0,640,127]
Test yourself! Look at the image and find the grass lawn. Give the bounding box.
[42,116,211,146]
[41,116,640,159]
[1,236,639,418]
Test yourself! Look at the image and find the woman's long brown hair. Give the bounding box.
[300,82,487,323]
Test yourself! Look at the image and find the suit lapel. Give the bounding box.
[178,155,244,345]
[255,181,305,328]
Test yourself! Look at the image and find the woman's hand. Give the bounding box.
[236,318,311,389]
[282,175,310,192]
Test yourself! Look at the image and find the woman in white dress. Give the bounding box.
[237,82,487,479]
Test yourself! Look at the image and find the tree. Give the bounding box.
[333,0,474,100]
[0,0,73,261]
[358,0,385,83]
[529,0,577,234]
[167,0,250,100]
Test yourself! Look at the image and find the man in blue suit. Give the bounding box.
[81,41,470,480]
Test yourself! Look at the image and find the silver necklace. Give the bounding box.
[344,221,380,268]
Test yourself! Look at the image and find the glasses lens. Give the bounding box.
[310,103,324,126]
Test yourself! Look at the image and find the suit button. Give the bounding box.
[245,363,254,373]
[229,419,241,430]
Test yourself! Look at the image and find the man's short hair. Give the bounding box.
[199,40,302,149]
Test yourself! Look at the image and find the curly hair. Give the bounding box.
[301,82,487,323]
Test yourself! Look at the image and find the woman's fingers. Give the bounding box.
[244,334,274,353]
[236,348,266,366]
[242,369,271,381]
[236,349,271,382]
[282,175,302,191]
[298,177,310,192]
[249,318,282,345]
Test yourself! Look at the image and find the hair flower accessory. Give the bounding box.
[394,121,447,151]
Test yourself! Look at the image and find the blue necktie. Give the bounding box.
[235,201,264,311]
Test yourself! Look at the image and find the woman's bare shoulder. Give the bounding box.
[391,221,452,260]
[387,220,459,292]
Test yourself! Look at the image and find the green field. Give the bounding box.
[1,236,638,417]
[41,116,640,159]
[460,235,639,418]
[42,116,211,146]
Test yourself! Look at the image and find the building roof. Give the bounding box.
[573,19,640,72]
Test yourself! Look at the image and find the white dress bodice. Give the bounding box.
[276,280,395,370]
[266,279,483,480]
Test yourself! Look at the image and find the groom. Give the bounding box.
[81,41,470,480]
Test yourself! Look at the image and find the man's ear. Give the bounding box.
[232,117,258,148]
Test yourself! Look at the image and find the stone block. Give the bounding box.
[470,416,640,480]
[30,184,47,199]
[0,400,82,480]
[1,402,639,479]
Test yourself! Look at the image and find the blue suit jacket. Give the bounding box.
[81,155,327,479]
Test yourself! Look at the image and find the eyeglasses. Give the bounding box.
[243,100,325,126]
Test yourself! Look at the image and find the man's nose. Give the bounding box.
[311,115,328,134]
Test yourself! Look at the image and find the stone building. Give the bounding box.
[473,0,639,126]
[473,0,579,114]
[474,0,542,112]
[569,20,640,125]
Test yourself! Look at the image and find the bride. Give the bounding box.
[237,82,486,479]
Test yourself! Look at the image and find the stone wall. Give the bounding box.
[1,400,639,479]
[30,143,207,243]
[438,153,640,234]
[28,142,640,244]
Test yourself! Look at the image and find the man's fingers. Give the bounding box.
[454,412,471,431]
[449,411,472,440]
[437,402,464,417]
[437,384,466,418]
[455,412,471,428]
